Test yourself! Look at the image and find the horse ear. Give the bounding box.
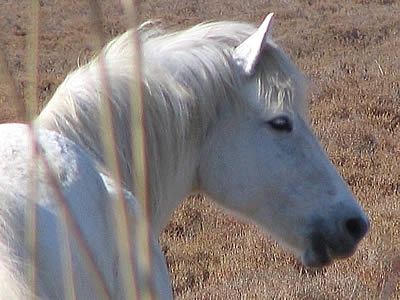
[233,13,274,76]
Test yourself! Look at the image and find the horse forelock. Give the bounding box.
[254,43,308,116]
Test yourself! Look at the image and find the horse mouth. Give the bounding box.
[300,214,369,268]
[301,231,359,268]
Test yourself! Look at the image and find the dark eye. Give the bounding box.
[267,115,293,132]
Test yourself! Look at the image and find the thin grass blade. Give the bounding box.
[121,0,156,299]
[87,1,140,298]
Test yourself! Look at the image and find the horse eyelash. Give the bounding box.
[267,115,293,132]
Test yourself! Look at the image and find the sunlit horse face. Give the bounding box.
[199,100,369,267]
[198,14,369,268]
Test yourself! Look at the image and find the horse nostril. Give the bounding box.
[345,217,369,242]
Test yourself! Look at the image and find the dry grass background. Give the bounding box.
[0,0,399,299]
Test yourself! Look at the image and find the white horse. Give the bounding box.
[0,13,369,299]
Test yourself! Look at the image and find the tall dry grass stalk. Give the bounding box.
[121,1,156,299]
[24,1,40,298]
[0,1,37,298]
[87,0,155,299]
[87,0,139,298]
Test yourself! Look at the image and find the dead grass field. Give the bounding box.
[0,0,399,299]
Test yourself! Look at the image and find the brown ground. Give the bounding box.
[0,0,399,299]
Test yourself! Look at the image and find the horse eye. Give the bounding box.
[267,115,293,132]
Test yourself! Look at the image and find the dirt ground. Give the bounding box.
[0,0,399,299]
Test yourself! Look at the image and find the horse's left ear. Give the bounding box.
[233,13,274,76]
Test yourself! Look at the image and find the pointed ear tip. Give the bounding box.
[264,12,275,23]
[257,13,275,33]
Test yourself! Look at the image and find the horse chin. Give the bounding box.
[301,248,332,268]
[301,232,333,268]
